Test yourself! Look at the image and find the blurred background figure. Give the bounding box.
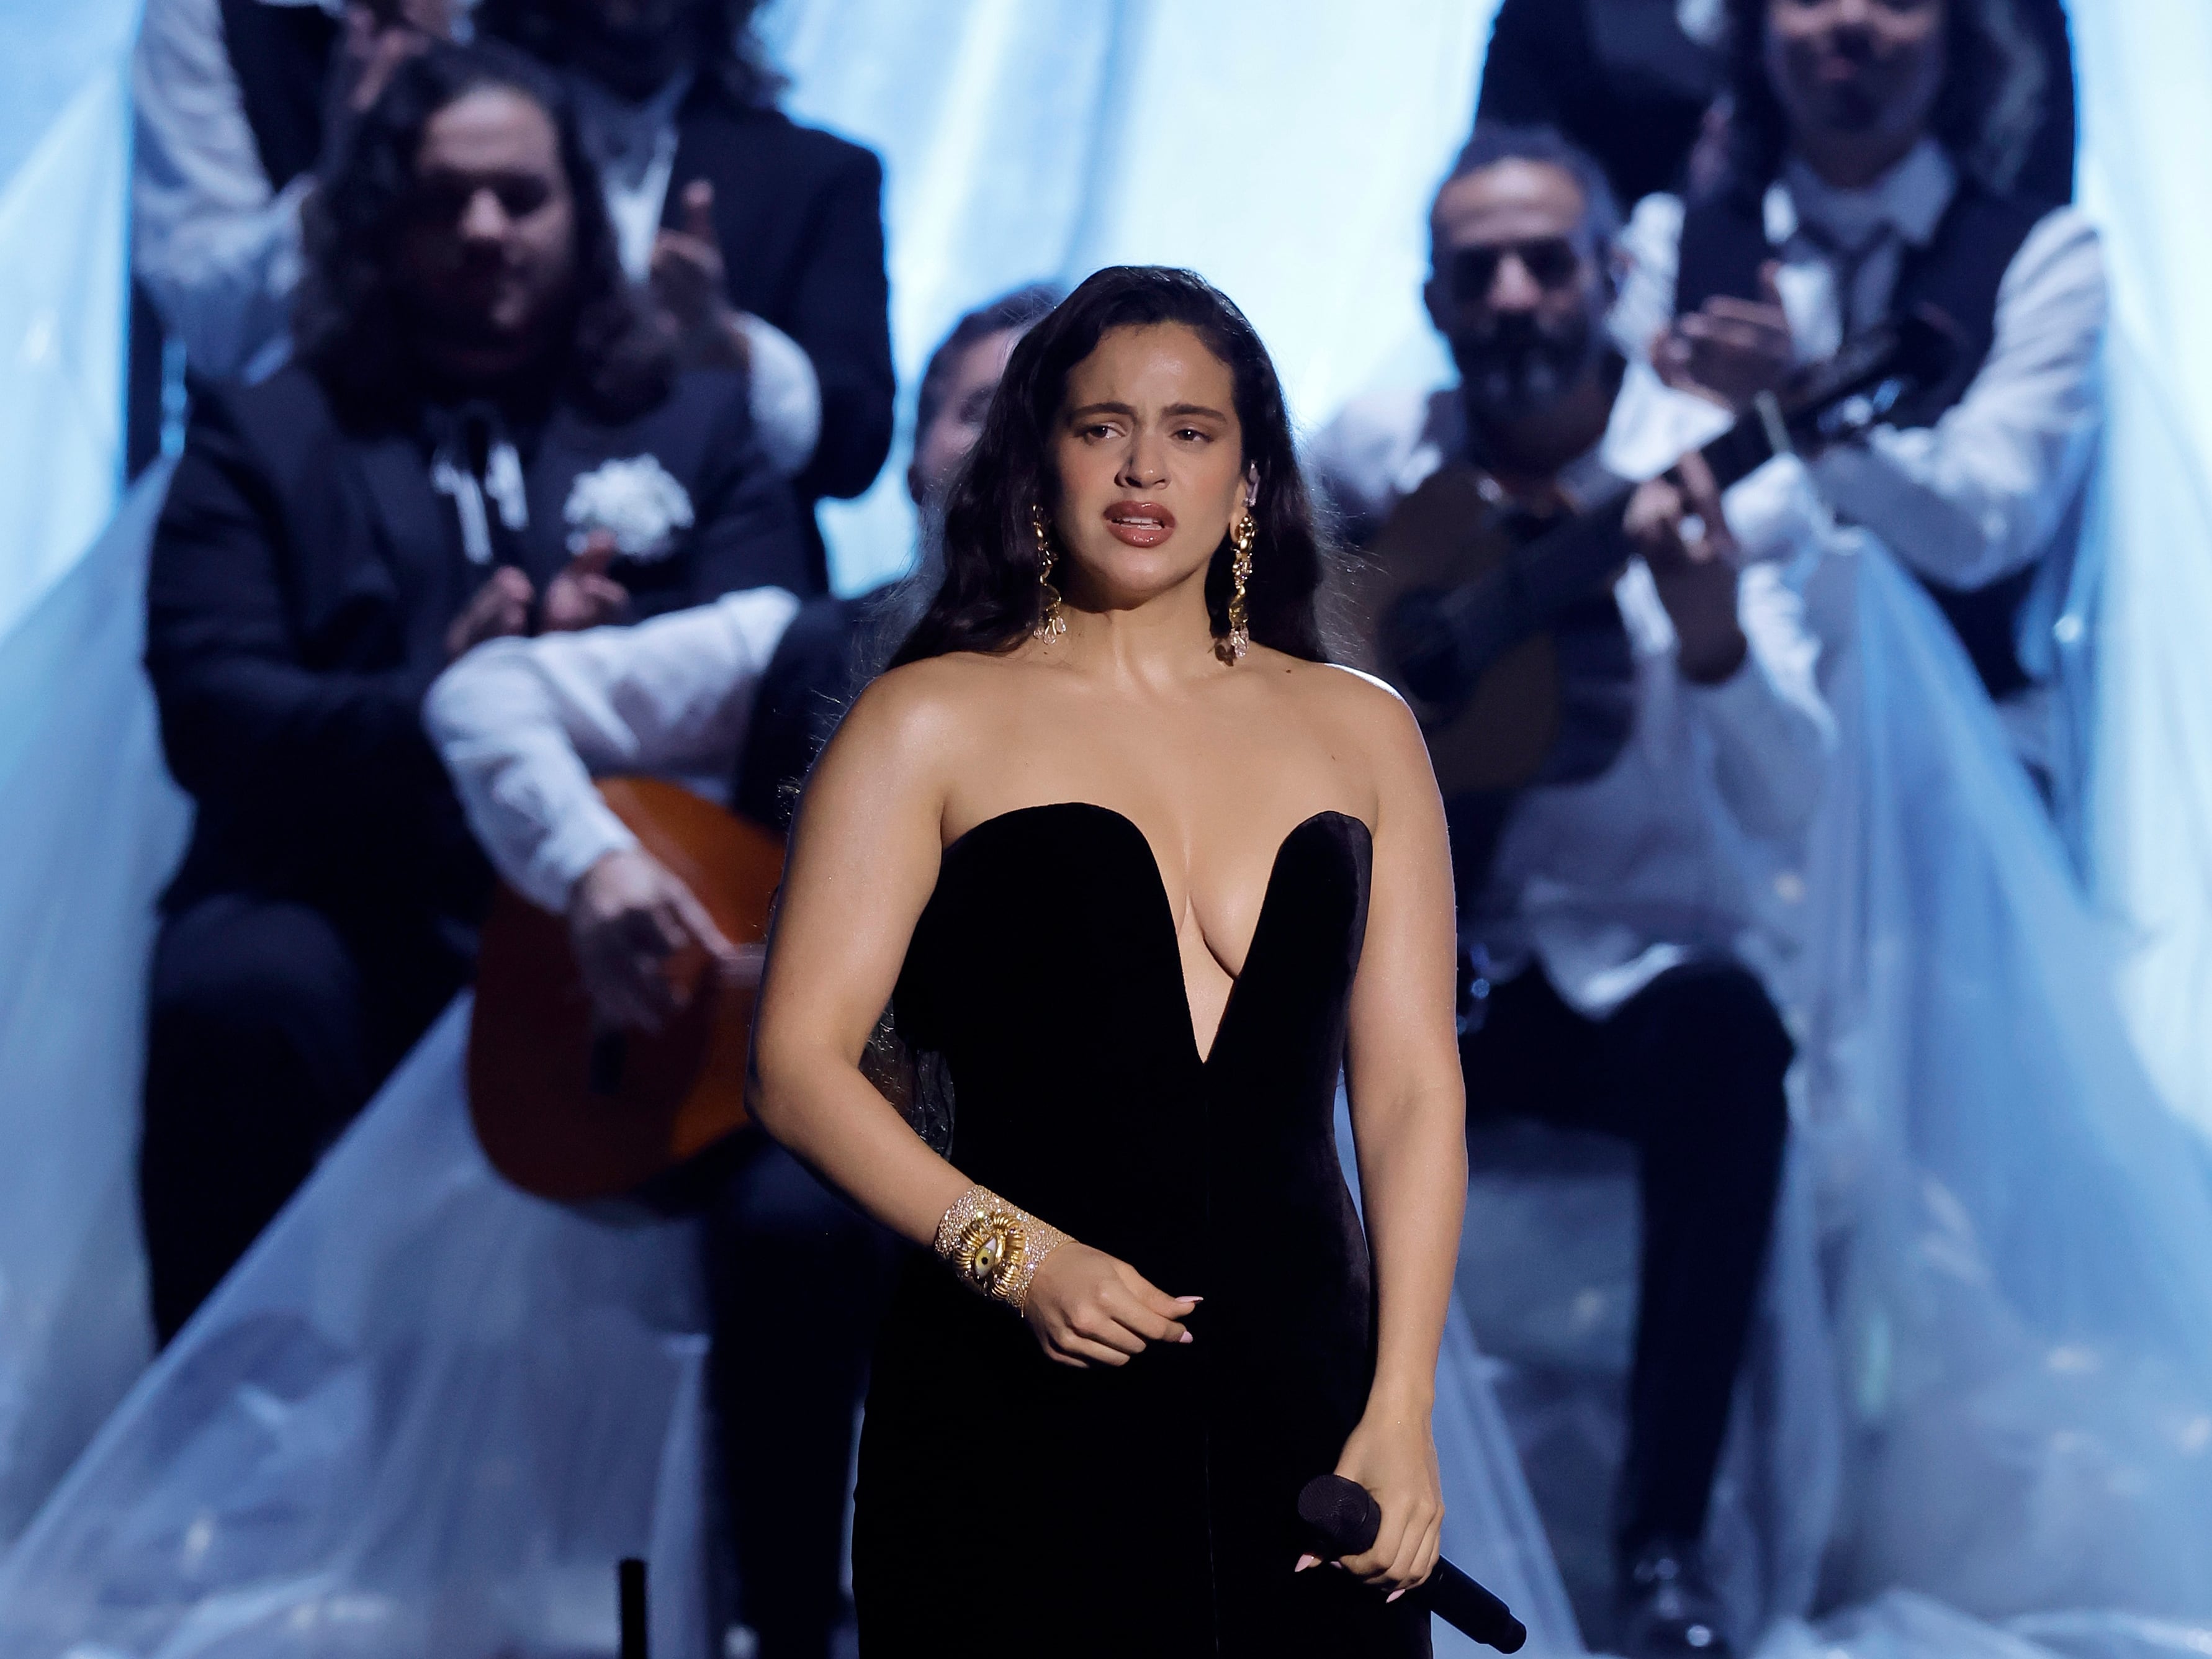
[1476,0,1728,210]
[478,0,896,591]
[426,280,1057,1659]
[1316,124,1828,1659]
[1622,0,2103,795]
[1473,0,2075,217]
[138,40,801,1342]
[735,281,1064,832]
[11,1,2212,1657]
[130,0,463,465]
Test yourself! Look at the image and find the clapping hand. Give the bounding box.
[444,566,533,662]
[1653,260,1795,411]
[650,181,751,373]
[443,536,630,663]
[541,534,632,634]
[334,1,456,121]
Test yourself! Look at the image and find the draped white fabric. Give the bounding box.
[0,1003,717,1659]
[1772,537,2212,1645]
[2069,3,2212,1141]
[7,2,2212,1657]
[0,57,132,641]
[0,0,168,1551]
[0,469,186,1547]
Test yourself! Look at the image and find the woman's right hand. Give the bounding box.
[1020,1244,1198,1369]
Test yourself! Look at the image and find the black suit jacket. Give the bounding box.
[146,362,805,917]
[1478,0,1718,209]
[667,89,896,515]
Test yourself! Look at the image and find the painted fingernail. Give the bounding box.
[1387,1589,1406,1603]
[1177,1295,1202,1303]
[1294,1555,1320,1573]
[1179,1331,1193,1343]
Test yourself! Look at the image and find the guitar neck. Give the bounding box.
[1496,401,1787,615]
[1700,399,1789,495]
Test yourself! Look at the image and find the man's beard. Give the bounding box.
[1451,310,1603,425]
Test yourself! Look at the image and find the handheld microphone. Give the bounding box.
[1297,1473,1528,1653]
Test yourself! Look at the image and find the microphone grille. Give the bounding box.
[1296,1474,1382,1554]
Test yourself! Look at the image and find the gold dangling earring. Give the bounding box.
[1220,510,1257,662]
[1030,505,1067,642]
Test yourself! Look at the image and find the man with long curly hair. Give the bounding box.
[140,40,805,1344]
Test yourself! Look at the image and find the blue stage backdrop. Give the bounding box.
[4,0,2212,1576]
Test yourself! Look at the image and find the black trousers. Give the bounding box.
[140,891,470,1342]
[1460,961,1791,1558]
[706,1139,901,1659]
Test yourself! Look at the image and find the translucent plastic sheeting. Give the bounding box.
[1782,537,2212,1629]
[0,464,187,1547]
[0,1000,716,1659]
[0,59,129,641]
[1452,537,2212,1658]
[2069,2,2212,1139]
[0,0,141,199]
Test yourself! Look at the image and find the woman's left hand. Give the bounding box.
[1298,1405,1444,1598]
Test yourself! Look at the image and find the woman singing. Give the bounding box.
[748,266,1467,1655]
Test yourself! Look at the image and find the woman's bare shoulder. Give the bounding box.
[1263,654,1423,740]
[1264,655,1440,815]
[837,652,1026,750]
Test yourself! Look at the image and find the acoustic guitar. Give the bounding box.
[467,777,783,1202]
[1349,315,1953,797]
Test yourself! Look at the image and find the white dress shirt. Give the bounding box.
[569,69,822,479]
[132,0,334,383]
[1612,139,2108,763]
[1313,365,1833,1015]
[424,587,801,914]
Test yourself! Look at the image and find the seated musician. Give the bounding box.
[140,40,804,1343]
[1470,0,2075,219]
[424,282,1059,1659]
[1313,125,1831,1659]
[1619,0,2104,786]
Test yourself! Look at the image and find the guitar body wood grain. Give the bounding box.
[1350,462,1566,796]
[468,778,785,1201]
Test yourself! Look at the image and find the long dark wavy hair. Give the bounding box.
[474,0,785,109]
[1718,0,2048,198]
[888,267,1333,670]
[294,40,675,426]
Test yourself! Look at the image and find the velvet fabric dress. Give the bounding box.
[853,803,1429,1657]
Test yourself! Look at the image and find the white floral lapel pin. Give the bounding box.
[564,454,696,562]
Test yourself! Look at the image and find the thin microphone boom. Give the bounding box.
[1297,1473,1528,1653]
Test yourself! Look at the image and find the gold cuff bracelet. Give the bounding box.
[932,1184,1071,1311]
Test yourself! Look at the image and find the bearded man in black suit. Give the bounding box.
[140,39,805,1341]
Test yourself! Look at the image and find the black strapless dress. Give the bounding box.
[853,803,1429,1657]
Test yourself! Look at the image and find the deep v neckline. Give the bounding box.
[940,802,1371,1068]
